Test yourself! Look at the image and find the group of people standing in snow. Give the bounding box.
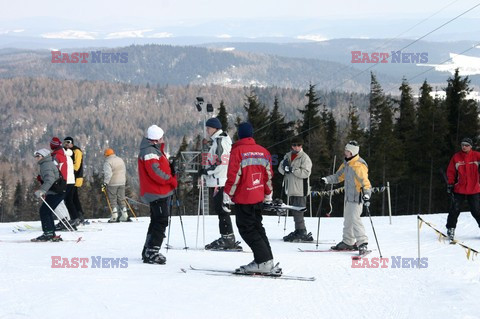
[32,137,86,241]
[33,118,477,274]
[136,118,372,274]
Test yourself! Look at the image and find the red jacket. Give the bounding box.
[51,147,68,181]
[224,137,273,204]
[138,138,177,203]
[447,149,480,195]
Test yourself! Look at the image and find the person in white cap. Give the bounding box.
[138,125,177,264]
[32,148,66,242]
[321,140,372,254]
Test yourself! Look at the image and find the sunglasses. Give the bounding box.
[461,143,472,147]
[291,143,302,147]
[64,140,73,144]
[34,154,42,158]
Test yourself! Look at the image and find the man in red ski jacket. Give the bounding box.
[446,137,480,241]
[224,122,281,275]
[138,125,177,265]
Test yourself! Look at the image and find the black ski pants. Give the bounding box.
[64,184,77,220]
[71,186,84,218]
[446,193,480,229]
[39,193,64,234]
[213,187,234,235]
[146,196,170,248]
[235,203,273,264]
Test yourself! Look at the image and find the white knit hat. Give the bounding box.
[345,141,359,156]
[147,125,164,140]
[34,148,50,157]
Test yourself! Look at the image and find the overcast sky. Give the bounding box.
[3,0,480,24]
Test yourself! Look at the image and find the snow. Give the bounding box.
[0,212,479,319]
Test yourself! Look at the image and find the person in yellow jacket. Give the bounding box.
[322,141,372,254]
[63,136,86,226]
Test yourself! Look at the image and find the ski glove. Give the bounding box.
[34,190,46,199]
[101,183,107,191]
[362,194,370,207]
[321,177,328,184]
[447,185,454,194]
[223,192,233,205]
[222,193,233,213]
[264,193,273,204]
[282,159,291,174]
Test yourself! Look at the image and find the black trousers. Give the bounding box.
[146,196,170,248]
[446,193,480,229]
[71,186,84,218]
[213,187,234,235]
[235,203,273,264]
[64,184,77,219]
[39,193,64,234]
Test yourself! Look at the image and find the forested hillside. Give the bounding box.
[0,44,396,92]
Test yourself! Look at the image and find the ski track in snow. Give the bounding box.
[0,213,479,319]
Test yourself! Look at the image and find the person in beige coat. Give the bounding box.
[278,137,313,242]
[102,148,129,222]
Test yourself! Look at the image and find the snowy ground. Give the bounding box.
[0,212,479,319]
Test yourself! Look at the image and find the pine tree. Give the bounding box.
[268,96,295,199]
[298,84,322,153]
[244,92,270,146]
[217,100,229,132]
[415,81,449,213]
[346,98,363,143]
[394,79,416,182]
[445,68,478,150]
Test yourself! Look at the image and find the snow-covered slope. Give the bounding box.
[0,213,478,319]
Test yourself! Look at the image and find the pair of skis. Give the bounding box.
[184,265,315,282]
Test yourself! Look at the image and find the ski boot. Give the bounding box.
[236,259,282,275]
[31,232,63,242]
[205,233,242,250]
[331,241,357,251]
[447,228,455,242]
[119,208,131,222]
[108,212,119,223]
[143,246,166,264]
[283,229,313,242]
[358,243,368,254]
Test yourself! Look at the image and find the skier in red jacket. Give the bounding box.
[224,122,281,275]
[138,125,177,265]
[446,137,480,241]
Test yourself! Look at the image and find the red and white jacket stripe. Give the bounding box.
[224,137,273,204]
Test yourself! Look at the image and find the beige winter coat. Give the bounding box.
[103,154,126,186]
[278,150,312,197]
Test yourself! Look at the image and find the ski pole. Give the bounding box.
[124,199,138,221]
[126,196,149,207]
[326,155,336,217]
[102,187,113,215]
[362,188,382,258]
[314,182,327,249]
[174,189,188,249]
[166,195,174,252]
[40,196,81,242]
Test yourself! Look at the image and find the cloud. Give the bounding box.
[41,30,97,39]
[216,34,232,38]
